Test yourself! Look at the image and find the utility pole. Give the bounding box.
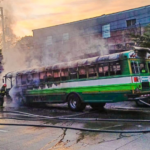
[0,7,5,50]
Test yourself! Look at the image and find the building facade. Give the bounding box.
[33,5,150,65]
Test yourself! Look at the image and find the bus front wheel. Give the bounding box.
[68,94,86,111]
[90,103,105,110]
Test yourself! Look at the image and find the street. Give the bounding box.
[0,101,150,150]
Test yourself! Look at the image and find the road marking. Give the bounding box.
[0,130,8,133]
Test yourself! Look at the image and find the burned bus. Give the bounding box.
[3,47,150,111]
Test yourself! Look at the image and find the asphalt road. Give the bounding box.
[0,100,150,150]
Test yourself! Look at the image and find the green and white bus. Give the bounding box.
[3,47,150,111]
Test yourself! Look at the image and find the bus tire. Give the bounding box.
[90,103,105,110]
[68,93,86,111]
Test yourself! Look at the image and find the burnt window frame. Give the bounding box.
[46,70,53,82]
[88,65,97,78]
[32,72,40,87]
[16,75,22,86]
[61,69,69,81]
[109,61,122,76]
[69,67,78,80]
[98,63,109,77]
[53,70,61,82]
[78,66,87,79]
[39,71,46,83]
[21,74,27,85]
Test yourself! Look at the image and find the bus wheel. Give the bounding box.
[90,103,105,110]
[68,94,86,111]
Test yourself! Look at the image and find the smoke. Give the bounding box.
[0,1,110,108]
[39,26,109,67]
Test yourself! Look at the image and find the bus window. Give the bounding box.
[116,62,121,75]
[103,63,109,76]
[47,71,53,82]
[88,65,97,78]
[21,75,27,85]
[69,68,77,79]
[79,67,87,79]
[53,70,60,82]
[131,62,139,74]
[6,78,12,89]
[40,72,46,82]
[110,63,115,76]
[33,73,40,87]
[61,69,69,81]
[98,64,104,77]
[139,62,147,73]
[16,75,21,86]
[27,74,33,85]
[109,62,121,76]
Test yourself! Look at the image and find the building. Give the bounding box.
[33,5,150,65]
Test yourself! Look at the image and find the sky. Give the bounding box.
[1,0,150,37]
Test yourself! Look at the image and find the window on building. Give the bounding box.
[63,33,69,42]
[53,70,61,82]
[61,69,69,81]
[79,67,87,79]
[126,19,136,27]
[88,65,97,78]
[102,24,110,38]
[69,68,78,79]
[45,36,53,46]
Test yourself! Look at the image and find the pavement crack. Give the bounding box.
[76,133,84,143]
[48,129,67,150]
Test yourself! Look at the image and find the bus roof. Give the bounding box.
[4,47,150,77]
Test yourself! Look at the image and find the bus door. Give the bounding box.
[130,61,141,93]
[138,61,150,91]
[131,60,149,92]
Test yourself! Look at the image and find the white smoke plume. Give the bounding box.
[0,1,111,108]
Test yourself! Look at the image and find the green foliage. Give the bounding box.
[131,24,150,47]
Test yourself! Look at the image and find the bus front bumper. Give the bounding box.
[128,92,150,101]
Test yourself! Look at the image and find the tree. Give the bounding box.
[131,24,150,47]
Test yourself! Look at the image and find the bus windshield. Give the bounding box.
[131,61,148,74]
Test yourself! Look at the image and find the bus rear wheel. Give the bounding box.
[68,94,86,111]
[90,103,105,110]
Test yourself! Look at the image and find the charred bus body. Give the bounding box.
[3,47,150,111]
